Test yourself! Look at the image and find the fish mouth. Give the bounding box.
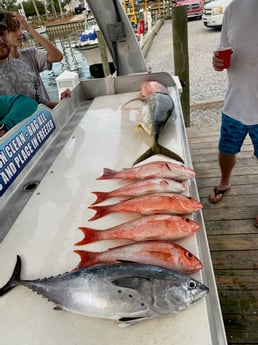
[191,284,209,305]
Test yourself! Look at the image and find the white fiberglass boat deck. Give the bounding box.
[0,72,227,345]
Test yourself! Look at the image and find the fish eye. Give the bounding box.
[185,218,190,222]
[189,280,197,289]
[186,251,193,258]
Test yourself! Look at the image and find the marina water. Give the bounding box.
[26,32,91,102]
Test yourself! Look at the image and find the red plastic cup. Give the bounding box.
[216,47,233,69]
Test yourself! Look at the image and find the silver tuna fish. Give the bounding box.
[0,256,209,326]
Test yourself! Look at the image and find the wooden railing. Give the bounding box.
[46,20,85,36]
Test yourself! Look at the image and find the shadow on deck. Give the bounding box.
[187,126,258,345]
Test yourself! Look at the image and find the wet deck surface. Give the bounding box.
[187,127,258,345]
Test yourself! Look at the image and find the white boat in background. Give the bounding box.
[35,26,47,35]
[74,17,99,50]
[73,17,114,77]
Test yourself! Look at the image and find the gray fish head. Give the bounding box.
[153,274,209,314]
[148,93,175,136]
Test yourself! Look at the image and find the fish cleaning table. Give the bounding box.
[0,72,227,345]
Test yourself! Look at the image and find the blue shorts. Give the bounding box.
[219,113,258,158]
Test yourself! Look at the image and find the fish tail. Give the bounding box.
[91,191,109,205]
[0,255,21,296]
[75,227,101,245]
[74,250,99,267]
[96,168,118,180]
[88,205,111,221]
[133,143,184,166]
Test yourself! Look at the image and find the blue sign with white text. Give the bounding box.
[0,108,56,196]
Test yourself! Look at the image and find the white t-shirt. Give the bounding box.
[221,0,258,125]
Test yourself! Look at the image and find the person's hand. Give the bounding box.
[212,51,225,71]
[12,12,30,32]
[60,89,72,100]
[0,125,7,138]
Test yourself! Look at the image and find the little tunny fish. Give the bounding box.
[0,256,209,326]
[97,160,195,181]
[74,240,203,274]
[133,92,184,165]
[91,178,186,205]
[75,215,200,245]
[88,193,203,221]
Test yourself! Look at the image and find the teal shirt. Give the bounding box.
[0,94,38,131]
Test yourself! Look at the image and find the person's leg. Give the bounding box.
[247,124,258,227]
[218,152,236,188]
[208,152,235,203]
[208,113,247,204]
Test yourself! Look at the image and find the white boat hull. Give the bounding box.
[35,26,46,35]
[76,44,113,65]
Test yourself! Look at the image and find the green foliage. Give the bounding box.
[46,0,65,14]
[22,1,45,17]
[0,0,20,11]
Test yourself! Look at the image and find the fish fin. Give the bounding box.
[156,144,184,163]
[75,227,101,245]
[96,168,117,180]
[88,205,111,221]
[118,316,146,326]
[132,147,155,166]
[91,191,109,205]
[0,255,21,296]
[133,143,184,166]
[74,250,99,267]
[112,276,151,290]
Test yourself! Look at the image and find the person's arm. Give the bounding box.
[213,5,230,72]
[0,95,38,135]
[46,89,72,109]
[12,12,63,63]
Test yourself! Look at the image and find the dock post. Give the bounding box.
[172,6,190,127]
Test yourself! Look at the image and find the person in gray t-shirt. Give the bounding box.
[4,11,64,107]
[0,17,71,108]
[0,21,41,102]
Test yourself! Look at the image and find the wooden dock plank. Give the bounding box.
[187,126,258,345]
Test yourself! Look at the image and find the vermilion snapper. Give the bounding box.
[96,160,195,181]
[74,240,203,274]
[75,215,200,245]
[139,80,169,98]
[88,193,202,221]
[91,178,186,205]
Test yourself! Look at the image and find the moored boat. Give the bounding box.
[73,16,114,77]
[34,25,47,35]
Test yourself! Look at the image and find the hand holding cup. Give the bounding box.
[213,47,233,71]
